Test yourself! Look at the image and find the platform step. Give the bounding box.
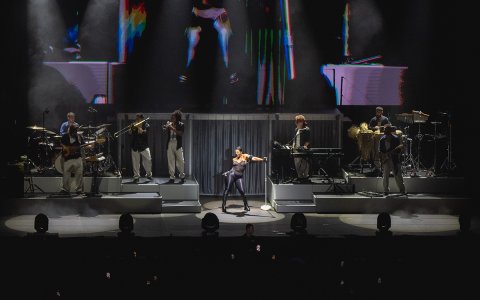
[272,200,317,213]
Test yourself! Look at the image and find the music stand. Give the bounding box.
[24,159,44,195]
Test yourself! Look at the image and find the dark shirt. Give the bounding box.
[131,123,149,152]
[379,134,402,167]
[61,133,83,161]
[166,121,185,150]
[231,155,252,176]
[368,115,391,130]
[194,0,224,9]
[293,126,311,149]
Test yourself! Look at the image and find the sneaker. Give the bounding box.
[147,176,153,181]
[167,179,175,184]
[180,178,185,184]
[133,178,139,183]
[384,192,389,196]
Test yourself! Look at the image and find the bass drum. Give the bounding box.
[54,154,65,174]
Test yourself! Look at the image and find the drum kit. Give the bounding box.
[25,123,118,176]
[348,110,452,176]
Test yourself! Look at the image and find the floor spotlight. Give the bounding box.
[202,212,219,237]
[290,213,307,235]
[118,213,135,238]
[376,212,392,237]
[34,213,49,233]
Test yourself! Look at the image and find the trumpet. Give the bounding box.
[162,121,173,130]
[114,117,150,138]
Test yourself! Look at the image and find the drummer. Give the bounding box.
[59,112,79,135]
[368,107,391,131]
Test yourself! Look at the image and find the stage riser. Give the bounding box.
[348,177,466,194]
[313,195,471,214]
[2,197,162,214]
[24,177,121,193]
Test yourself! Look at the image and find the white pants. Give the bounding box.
[294,157,309,179]
[167,140,185,179]
[131,148,152,178]
[62,157,83,192]
[383,159,406,194]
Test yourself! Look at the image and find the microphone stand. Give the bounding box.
[261,158,272,211]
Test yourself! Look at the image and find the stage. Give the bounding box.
[18,176,201,214]
[268,174,470,213]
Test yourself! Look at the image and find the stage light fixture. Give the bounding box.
[201,212,219,233]
[119,213,134,233]
[377,212,391,232]
[34,213,49,233]
[290,213,307,232]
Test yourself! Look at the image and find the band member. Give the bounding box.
[164,110,186,184]
[292,115,311,181]
[222,147,266,212]
[129,113,152,183]
[179,0,238,84]
[60,124,84,194]
[368,106,391,131]
[59,112,79,135]
[379,125,406,195]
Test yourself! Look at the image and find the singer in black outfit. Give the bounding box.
[222,147,265,212]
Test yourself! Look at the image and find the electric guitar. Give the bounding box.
[380,144,403,164]
[62,141,95,158]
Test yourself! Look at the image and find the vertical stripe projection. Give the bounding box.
[343,2,351,57]
[280,0,295,80]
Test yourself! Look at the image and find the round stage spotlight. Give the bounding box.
[119,213,134,233]
[377,212,391,232]
[34,213,49,233]
[202,212,219,233]
[291,213,307,232]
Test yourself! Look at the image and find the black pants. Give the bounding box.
[223,172,245,196]
[223,172,248,208]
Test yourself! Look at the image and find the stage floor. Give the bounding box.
[0,197,478,238]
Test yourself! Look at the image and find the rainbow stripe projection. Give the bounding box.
[119,0,147,62]
[280,0,295,80]
[245,0,295,106]
[342,2,351,57]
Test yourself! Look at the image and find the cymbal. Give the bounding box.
[52,135,62,139]
[30,129,56,135]
[97,124,111,128]
[430,121,442,125]
[79,125,98,130]
[27,125,45,130]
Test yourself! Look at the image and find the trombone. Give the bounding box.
[114,117,150,138]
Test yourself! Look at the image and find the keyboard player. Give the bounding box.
[292,115,311,181]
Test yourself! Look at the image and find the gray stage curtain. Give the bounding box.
[117,114,341,195]
[191,120,269,195]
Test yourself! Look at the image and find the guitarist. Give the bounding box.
[60,124,84,194]
[379,124,406,196]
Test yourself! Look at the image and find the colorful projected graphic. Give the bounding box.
[280,0,295,80]
[321,64,407,106]
[342,2,351,57]
[119,0,147,62]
